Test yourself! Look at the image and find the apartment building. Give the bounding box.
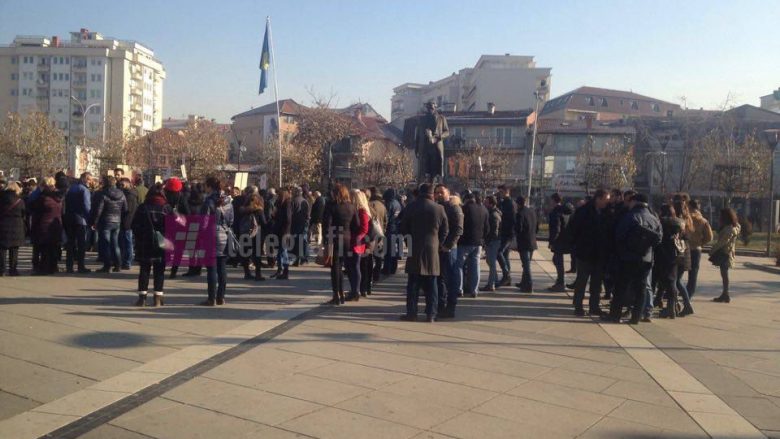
[390,54,551,128]
[540,86,680,121]
[0,29,165,144]
[760,88,780,113]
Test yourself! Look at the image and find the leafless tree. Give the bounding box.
[0,112,65,178]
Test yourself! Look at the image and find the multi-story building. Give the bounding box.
[230,99,302,157]
[760,89,780,113]
[540,86,680,121]
[0,29,165,147]
[390,54,551,128]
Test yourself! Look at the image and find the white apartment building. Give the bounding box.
[0,29,165,144]
[390,54,551,127]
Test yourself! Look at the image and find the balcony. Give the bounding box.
[445,135,525,150]
[72,80,87,88]
[37,63,50,71]
[129,116,142,127]
[73,62,87,70]
[130,86,142,95]
[131,68,143,80]
[131,102,142,112]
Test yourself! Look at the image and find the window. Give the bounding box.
[65,73,69,81]
[65,57,69,65]
[600,98,608,107]
[630,100,639,110]
[11,73,17,80]
[90,59,95,66]
[620,99,624,106]
[53,57,57,64]
[97,60,102,66]
[496,127,512,145]
[652,103,660,112]
[89,106,101,114]
[11,56,17,64]
[452,127,463,138]
[586,96,595,106]
[11,89,17,96]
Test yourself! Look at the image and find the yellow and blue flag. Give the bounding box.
[259,22,270,94]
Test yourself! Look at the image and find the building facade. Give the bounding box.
[540,86,680,122]
[230,99,301,157]
[0,29,165,145]
[760,89,780,113]
[390,54,551,128]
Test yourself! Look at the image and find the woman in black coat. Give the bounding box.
[655,204,686,319]
[30,178,63,275]
[239,192,267,281]
[0,183,26,276]
[131,185,172,307]
[322,183,359,305]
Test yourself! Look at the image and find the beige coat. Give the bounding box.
[710,224,741,268]
[688,211,714,249]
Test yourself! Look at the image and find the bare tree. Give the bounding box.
[576,135,637,193]
[0,112,65,178]
[449,144,513,190]
[88,117,135,175]
[353,141,415,188]
[180,119,229,179]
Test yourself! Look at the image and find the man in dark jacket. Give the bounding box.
[481,195,502,291]
[547,193,572,291]
[604,193,661,324]
[382,188,402,275]
[64,172,92,273]
[309,191,326,246]
[290,186,310,265]
[456,190,489,300]
[119,178,139,270]
[496,185,516,287]
[514,196,538,292]
[435,184,463,313]
[569,189,611,316]
[400,183,448,322]
[92,176,128,273]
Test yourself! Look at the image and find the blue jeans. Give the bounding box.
[496,237,512,279]
[687,249,701,297]
[676,268,693,311]
[207,256,227,300]
[277,245,289,268]
[405,274,438,318]
[456,245,481,296]
[485,240,501,288]
[643,267,654,318]
[383,233,401,275]
[346,254,361,297]
[438,250,458,310]
[518,250,533,289]
[98,223,121,269]
[120,229,134,268]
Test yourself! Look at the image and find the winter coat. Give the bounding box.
[273,198,292,238]
[131,195,172,263]
[568,201,608,262]
[310,196,326,225]
[400,196,448,276]
[64,182,91,226]
[656,217,686,280]
[459,200,489,247]
[710,224,740,268]
[121,188,139,231]
[615,203,662,265]
[30,190,63,245]
[0,190,26,248]
[201,192,234,258]
[290,195,310,234]
[549,203,574,253]
[323,200,359,254]
[92,187,128,227]
[383,189,402,235]
[440,200,464,251]
[515,205,538,251]
[368,198,387,233]
[351,208,370,255]
[498,196,517,239]
[135,183,148,205]
[688,211,714,250]
[486,206,501,242]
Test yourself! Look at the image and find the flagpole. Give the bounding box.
[267,16,283,188]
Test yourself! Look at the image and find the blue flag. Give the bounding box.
[259,22,270,94]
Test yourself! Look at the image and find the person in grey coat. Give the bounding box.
[200,177,234,306]
[399,183,448,322]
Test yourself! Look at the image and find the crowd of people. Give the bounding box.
[0,171,742,324]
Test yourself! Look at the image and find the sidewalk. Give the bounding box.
[0,248,778,438]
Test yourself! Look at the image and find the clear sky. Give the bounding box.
[2,0,778,122]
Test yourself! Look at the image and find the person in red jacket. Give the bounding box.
[346,189,370,302]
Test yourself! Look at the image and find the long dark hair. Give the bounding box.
[659,204,676,218]
[331,183,350,204]
[719,208,738,229]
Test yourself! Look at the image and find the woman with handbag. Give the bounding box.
[672,195,695,317]
[323,184,358,305]
[201,177,234,306]
[131,185,172,307]
[711,208,740,303]
[656,205,685,319]
[0,182,26,276]
[239,192,266,281]
[348,189,370,301]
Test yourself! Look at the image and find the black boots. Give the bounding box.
[276,267,289,280]
[713,293,730,303]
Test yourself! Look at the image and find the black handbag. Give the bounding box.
[708,248,729,266]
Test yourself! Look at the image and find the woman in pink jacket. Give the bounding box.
[346,189,370,302]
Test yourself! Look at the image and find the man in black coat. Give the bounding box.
[400,183,448,322]
[309,191,326,246]
[547,193,572,291]
[456,190,489,301]
[435,184,463,314]
[496,185,516,287]
[64,172,92,273]
[568,189,611,316]
[514,196,538,292]
[290,186,311,265]
[119,178,139,270]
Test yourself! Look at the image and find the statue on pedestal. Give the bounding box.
[415,101,449,183]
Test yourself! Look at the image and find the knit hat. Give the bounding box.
[165,177,183,193]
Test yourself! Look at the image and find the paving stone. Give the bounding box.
[280,407,420,439]
[610,400,707,435]
[164,377,322,426]
[433,411,566,439]
[379,376,497,411]
[0,391,39,421]
[602,380,679,407]
[78,423,158,439]
[507,380,624,415]
[0,355,96,403]
[0,411,79,439]
[301,361,409,389]
[471,394,601,437]
[336,390,462,430]
[256,372,371,405]
[577,416,671,439]
[535,367,617,392]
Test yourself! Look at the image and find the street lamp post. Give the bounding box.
[526,80,548,201]
[69,96,101,175]
[763,129,779,257]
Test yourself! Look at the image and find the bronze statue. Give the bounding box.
[415,101,449,182]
